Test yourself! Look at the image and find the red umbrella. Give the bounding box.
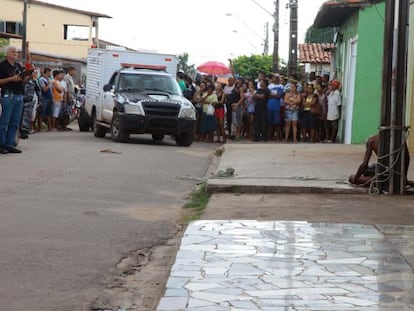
[197,61,231,75]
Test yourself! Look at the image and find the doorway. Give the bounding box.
[344,38,358,144]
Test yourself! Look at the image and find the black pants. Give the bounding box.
[226,102,232,135]
[254,104,268,139]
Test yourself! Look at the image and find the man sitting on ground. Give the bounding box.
[349,133,413,187]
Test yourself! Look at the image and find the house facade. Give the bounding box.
[298,43,333,77]
[314,0,385,144]
[0,0,109,60]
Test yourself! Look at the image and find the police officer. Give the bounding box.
[20,70,41,139]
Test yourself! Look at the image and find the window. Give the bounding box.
[0,21,23,35]
[117,73,182,95]
[63,24,90,41]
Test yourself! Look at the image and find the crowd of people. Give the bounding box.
[2,43,342,157]
[181,70,342,144]
[0,45,77,155]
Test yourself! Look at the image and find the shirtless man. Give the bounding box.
[349,133,412,187]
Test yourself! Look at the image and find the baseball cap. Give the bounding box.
[329,80,340,88]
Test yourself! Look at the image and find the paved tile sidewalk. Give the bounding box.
[158,220,414,311]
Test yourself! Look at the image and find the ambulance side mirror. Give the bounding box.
[103,84,112,92]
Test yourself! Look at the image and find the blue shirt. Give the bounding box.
[267,83,284,111]
[39,76,52,99]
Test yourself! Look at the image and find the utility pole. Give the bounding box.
[273,0,279,73]
[378,0,410,194]
[263,22,269,56]
[250,0,279,72]
[22,0,28,63]
[288,0,298,76]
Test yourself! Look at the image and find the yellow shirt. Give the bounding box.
[202,93,218,113]
[52,80,64,102]
[304,95,314,111]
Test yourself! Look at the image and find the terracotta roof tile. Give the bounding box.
[299,43,334,64]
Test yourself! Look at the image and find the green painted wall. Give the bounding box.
[336,13,358,82]
[352,3,385,143]
[334,3,385,144]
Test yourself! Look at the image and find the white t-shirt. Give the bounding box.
[60,80,67,90]
[64,74,75,97]
[223,84,234,95]
[60,80,68,95]
[327,89,342,121]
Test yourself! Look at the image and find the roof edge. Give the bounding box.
[30,0,111,18]
[313,0,379,28]
[0,32,23,39]
[31,50,87,63]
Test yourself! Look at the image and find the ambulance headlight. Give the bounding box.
[179,108,196,120]
[124,103,144,115]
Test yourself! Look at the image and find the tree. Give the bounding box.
[0,38,8,60]
[228,54,302,80]
[305,26,335,43]
[177,53,196,77]
[230,54,273,80]
[278,59,288,78]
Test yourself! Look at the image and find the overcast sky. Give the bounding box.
[43,0,326,66]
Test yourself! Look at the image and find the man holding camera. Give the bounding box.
[0,45,30,154]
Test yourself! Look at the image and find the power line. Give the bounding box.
[250,0,273,17]
[225,13,265,43]
[232,30,260,52]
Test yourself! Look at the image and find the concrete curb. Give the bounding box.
[206,179,368,195]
